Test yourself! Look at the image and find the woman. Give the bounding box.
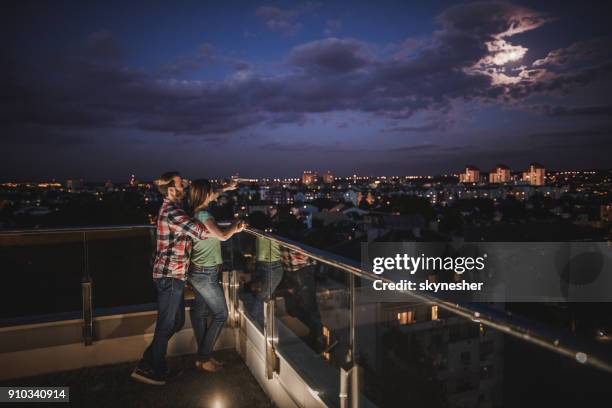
[247,205,283,326]
[188,179,245,372]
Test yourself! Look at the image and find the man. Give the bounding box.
[278,210,325,353]
[131,172,235,385]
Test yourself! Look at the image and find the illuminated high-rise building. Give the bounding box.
[489,164,511,184]
[459,165,480,183]
[302,170,317,185]
[522,163,545,186]
[601,204,612,223]
[65,178,83,192]
[323,170,334,184]
[365,191,375,205]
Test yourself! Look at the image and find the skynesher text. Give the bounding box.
[373,279,484,292]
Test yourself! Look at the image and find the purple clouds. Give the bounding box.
[2,1,612,179]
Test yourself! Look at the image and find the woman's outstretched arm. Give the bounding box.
[203,218,245,241]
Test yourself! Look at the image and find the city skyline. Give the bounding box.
[3,0,612,180]
[2,165,606,185]
[0,162,612,184]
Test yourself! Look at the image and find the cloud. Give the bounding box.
[453,1,550,85]
[324,19,342,36]
[530,105,612,117]
[84,31,124,61]
[436,1,550,40]
[382,123,442,133]
[526,127,612,153]
[394,144,440,152]
[161,44,251,75]
[528,127,612,139]
[3,1,612,147]
[258,141,367,153]
[255,3,319,37]
[533,38,611,68]
[265,112,308,128]
[287,38,371,73]
[2,124,96,146]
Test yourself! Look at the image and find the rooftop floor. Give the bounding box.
[1,350,272,408]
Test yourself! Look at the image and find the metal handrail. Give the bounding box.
[0,225,153,235]
[244,226,612,374]
[1,224,611,374]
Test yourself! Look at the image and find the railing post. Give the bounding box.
[264,299,279,379]
[340,273,361,407]
[351,364,361,408]
[231,270,240,327]
[81,232,93,346]
[339,366,349,408]
[222,269,240,328]
[222,270,231,321]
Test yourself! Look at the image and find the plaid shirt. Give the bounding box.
[280,246,316,272]
[152,198,209,281]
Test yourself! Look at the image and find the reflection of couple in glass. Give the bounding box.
[245,205,324,352]
[131,172,245,385]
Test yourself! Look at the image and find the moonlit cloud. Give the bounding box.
[460,2,550,86]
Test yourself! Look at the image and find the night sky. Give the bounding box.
[2,0,612,181]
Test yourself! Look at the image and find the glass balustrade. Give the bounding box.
[1,225,611,407]
[0,230,85,323]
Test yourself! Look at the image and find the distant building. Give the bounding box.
[268,188,294,205]
[489,164,511,184]
[344,189,360,206]
[258,186,269,201]
[522,163,545,186]
[365,191,375,206]
[601,204,612,222]
[129,174,138,187]
[323,170,334,184]
[65,178,83,192]
[302,170,318,185]
[459,166,480,183]
[294,192,306,203]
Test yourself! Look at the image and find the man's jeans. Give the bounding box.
[188,266,228,362]
[284,265,323,349]
[140,277,185,376]
[244,261,284,327]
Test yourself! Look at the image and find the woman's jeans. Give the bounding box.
[188,265,228,362]
[245,261,284,327]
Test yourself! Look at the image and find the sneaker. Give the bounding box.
[131,367,166,385]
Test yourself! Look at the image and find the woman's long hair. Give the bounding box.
[188,179,213,215]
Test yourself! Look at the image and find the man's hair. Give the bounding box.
[155,171,180,196]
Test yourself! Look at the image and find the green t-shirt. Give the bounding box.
[191,210,222,267]
[256,236,281,262]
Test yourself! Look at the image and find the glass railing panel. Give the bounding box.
[273,241,351,408]
[247,233,282,328]
[353,277,612,407]
[233,231,264,330]
[0,231,85,323]
[86,227,156,313]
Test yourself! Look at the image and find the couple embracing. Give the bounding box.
[131,171,246,385]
